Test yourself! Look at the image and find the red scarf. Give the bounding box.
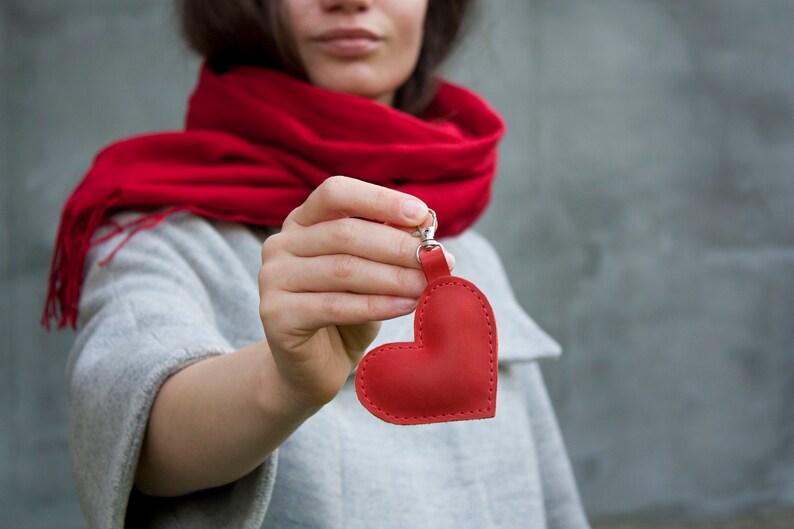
[42,64,505,330]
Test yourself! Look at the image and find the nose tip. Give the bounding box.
[320,0,373,13]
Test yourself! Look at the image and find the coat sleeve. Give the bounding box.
[518,362,592,529]
[65,211,278,529]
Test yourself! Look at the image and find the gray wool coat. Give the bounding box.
[66,208,591,529]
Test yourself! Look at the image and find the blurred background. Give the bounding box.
[1,0,793,527]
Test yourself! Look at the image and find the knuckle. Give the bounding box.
[261,306,286,333]
[259,257,275,279]
[314,176,352,217]
[282,206,302,228]
[259,295,278,324]
[320,175,347,201]
[373,186,393,217]
[394,264,412,287]
[260,293,291,330]
[329,219,356,247]
[258,261,279,294]
[321,294,346,318]
[366,294,381,315]
[258,264,268,286]
[260,234,281,263]
[399,233,419,264]
[395,265,422,293]
[258,301,271,323]
[331,254,358,279]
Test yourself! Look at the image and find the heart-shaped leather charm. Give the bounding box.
[355,247,498,425]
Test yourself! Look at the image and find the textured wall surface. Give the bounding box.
[3,2,197,528]
[452,0,794,521]
[2,6,12,528]
[1,0,793,527]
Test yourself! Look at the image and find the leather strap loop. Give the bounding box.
[419,248,451,283]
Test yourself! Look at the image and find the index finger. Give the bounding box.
[283,175,429,230]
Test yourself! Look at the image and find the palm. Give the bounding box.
[318,322,381,374]
[275,322,381,406]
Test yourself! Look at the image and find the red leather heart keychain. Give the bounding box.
[355,210,498,425]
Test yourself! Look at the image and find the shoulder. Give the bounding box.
[81,208,272,317]
[77,208,273,343]
[95,208,276,250]
[88,208,278,275]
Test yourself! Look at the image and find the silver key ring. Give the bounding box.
[411,209,445,263]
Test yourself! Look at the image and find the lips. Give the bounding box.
[313,27,381,57]
[315,27,381,41]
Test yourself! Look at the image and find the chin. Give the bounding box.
[311,68,405,104]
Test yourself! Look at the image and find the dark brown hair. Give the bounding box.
[176,0,475,116]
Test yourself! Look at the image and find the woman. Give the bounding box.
[45,0,591,527]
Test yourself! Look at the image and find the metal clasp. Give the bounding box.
[411,209,445,263]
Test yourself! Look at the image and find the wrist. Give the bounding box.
[254,340,323,421]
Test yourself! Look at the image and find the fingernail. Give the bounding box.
[445,252,456,270]
[402,199,427,222]
[395,297,418,311]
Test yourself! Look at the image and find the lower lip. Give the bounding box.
[315,37,380,57]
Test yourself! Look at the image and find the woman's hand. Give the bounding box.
[258,175,455,409]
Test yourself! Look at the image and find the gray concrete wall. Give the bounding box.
[3,2,197,527]
[2,5,12,528]
[1,0,792,527]
[445,0,794,521]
